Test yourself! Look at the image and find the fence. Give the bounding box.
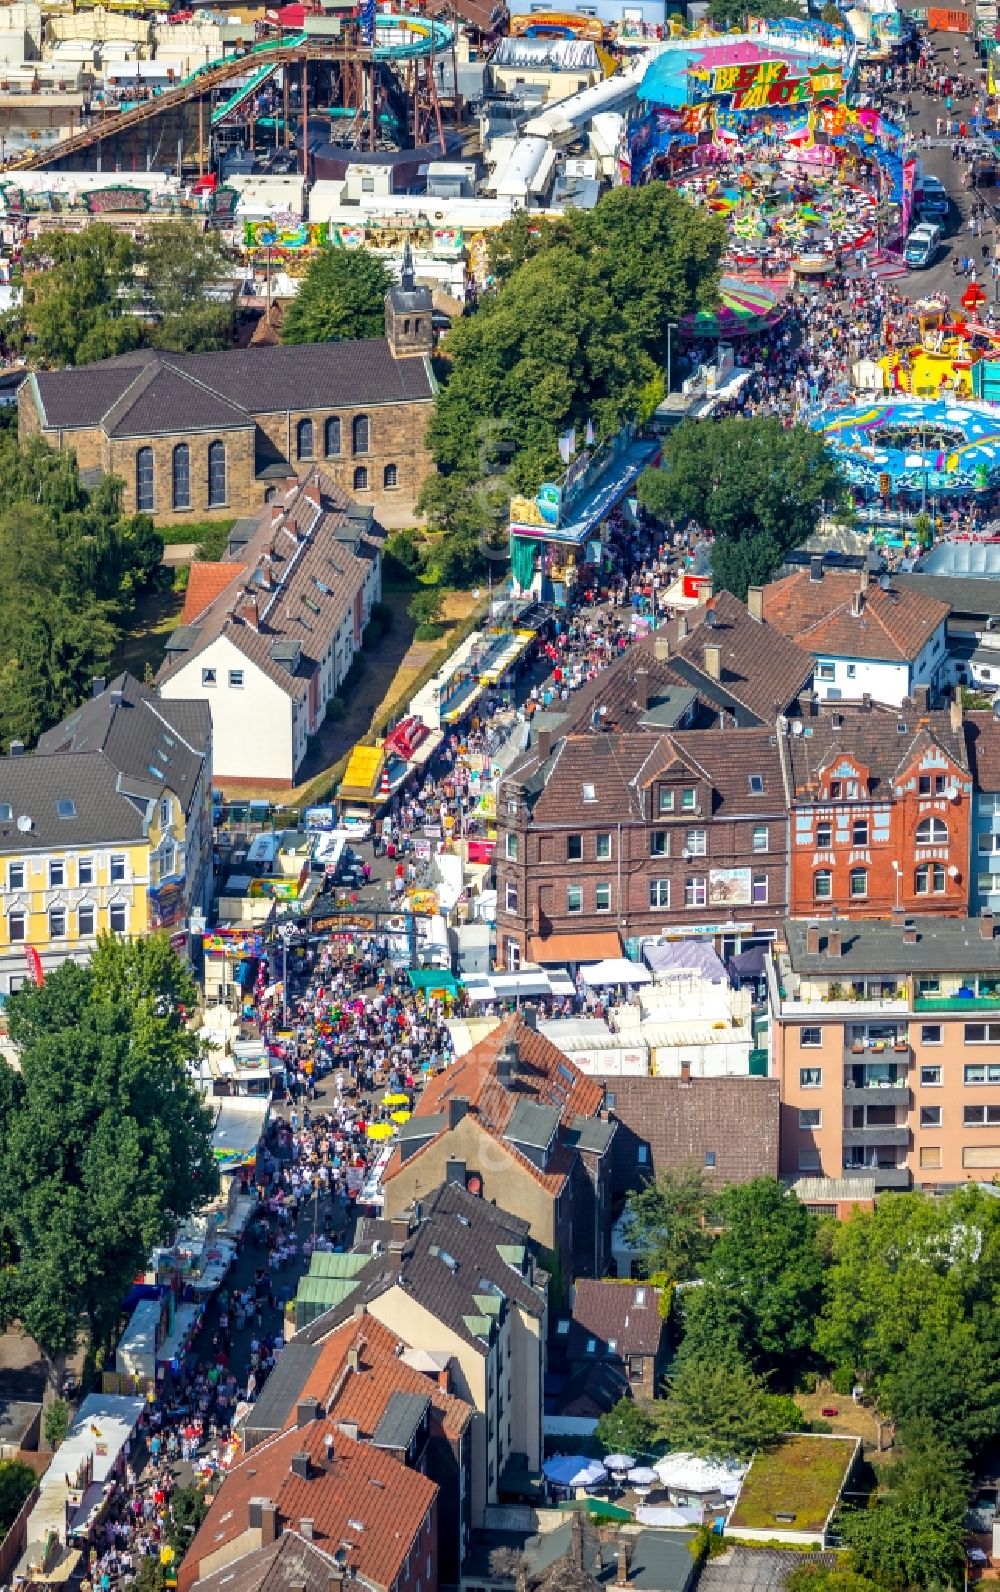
[0,1482,40,1583]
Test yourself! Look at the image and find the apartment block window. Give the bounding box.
[850,867,868,898]
[595,881,611,911]
[816,821,832,848]
[752,871,768,905]
[658,788,675,814]
[201,668,216,687]
[921,1024,942,1045]
[801,1027,822,1047]
[965,1023,1000,1044]
[920,1105,942,1127]
[915,863,946,894]
[817,662,835,681]
[49,859,65,888]
[920,1146,942,1169]
[505,881,518,913]
[8,862,24,890]
[799,1108,821,1128]
[110,855,127,883]
[684,876,707,908]
[752,825,769,853]
[852,819,869,846]
[919,774,948,796]
[229,670,244,689]
[78,904,95,936]
[916,817,949,845]
[8,912,25,942]
[596,833,612,860]
[814,869,833,900]
[964,1103,1000,1126]
[921,1065,942,1086]
[48,908,66,939]
[567,834,583,861]
[978,873,1000,897]
[567,885,583,914]
[681,787,697,811]
[685,828,707,856]
[649,879,670,909]
[109,902,127,934]
[799,1067,823,1088]
[505,833,518,861]
[650,831,669,856]
[75,856,93,887]
[799,1148,821,1170]
[965,1062,1000,1084]
[979,833,1000,853]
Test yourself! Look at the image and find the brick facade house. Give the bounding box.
[19,270,435,524]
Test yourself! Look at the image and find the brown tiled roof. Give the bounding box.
[561,592,813,732]
[602,1076,780,1190]
[158,470,384,700]
[779,703,969,800]
[180,1421,436,1592]
[569,1280,665,1358]
[292,1314,472,1442]
[182,562,247,624]
[191,1532,349,1592]
[33,340,434,432]
[965,711,1000,792]
[762,568,950,663]
[382,1015,603,1191]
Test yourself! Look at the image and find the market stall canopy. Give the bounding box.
[543,1455,609,1488]
[407,967,459,996]
[643,939,729,982]
[529,930,622,964]
[211,1097,270,1170]
[384,716,430,762]
[581,958,651,988]
[338,745,384,803]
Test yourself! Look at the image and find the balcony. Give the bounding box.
[843,1084,910,1107]
[844,1042,912,1065]
[843,1126,910,1148]
[843,1162,911,1190]
[914,996,1000,1013]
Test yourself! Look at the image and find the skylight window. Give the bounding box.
[748,773,764,793]
[0,804,11,821]
[148,764,165,779]
[582,783,597,802]
[56,799,76,819]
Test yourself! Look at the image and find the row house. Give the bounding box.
[777,697,973,920]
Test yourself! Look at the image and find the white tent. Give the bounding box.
[654,1452,746,1497]
[581,958,651,989]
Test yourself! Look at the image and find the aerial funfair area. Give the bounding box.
[621,17,912,279]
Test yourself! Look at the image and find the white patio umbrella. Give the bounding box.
[543,1455,609,1489]
[604,1454,636,1474]
[626,1466,658,1485]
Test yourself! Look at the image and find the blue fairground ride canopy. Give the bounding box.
[812,398,1000,498]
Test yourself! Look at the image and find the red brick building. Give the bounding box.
[777,698,973,920]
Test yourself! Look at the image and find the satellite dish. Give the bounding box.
[334,1549,349,1568]
[16,814,32,832]
[791,721,804,736]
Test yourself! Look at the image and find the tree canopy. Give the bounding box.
[4,222,234,365]
[621,1163,715,1283]
[658,1358,789,1461]
[282,248,393,345]
[0,428,162,748]
[637,417,842,599]
[594,1398,663,1461]
[0,936,218,1383]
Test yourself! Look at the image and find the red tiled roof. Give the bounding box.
[181,1422,436,1592]
[762,569,950,663]
[290,1314,472,1442]
[181,561,246,624]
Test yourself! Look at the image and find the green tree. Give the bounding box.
[638,419,842,600]
[881,1320,1000,1462]
[659,1358,785,1460]
[786,1564,881,1592]
[841,1490,965,1590]
[595,1397,662,1461]
[407,588,444,628]
[282,248,393,345]
[0,937,218,1390]
[7,224,140,367]
[697,1180,825,1377]
[707,0,804,26]
[622,1164,715,1282]
[0,1458,37,1536]
[166,1483,210,1554]
[42,1398,70,1449]
[140,221,232,319]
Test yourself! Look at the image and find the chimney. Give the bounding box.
[903,917,918,945]
[677,614,689,640]
[861,693,872,712]
[241,591,260,630]
[270,503,284,531]
[260,555,273,591]
[330,1575,344,1592]
[290,1451,311,1481]
[347,1347,360,1374]
[810,554,824,583]
[913,684,930,713]
[337,1419,359,1442]
[302,474,322,510]
[390,1215,411,1243]
[951,694,964,734]
[438,1365,451,1394]
[496,1039,518,1084]
[616,1538,630,1587]
[680,1060,691,1084]
[653,632,670,662]
[537,727,552,760]
[747,585,764,621]
[635,667,650,711]
[298,1518,314,1540]
[806,923,820,955]
[523,1004,538,1032]
[703,643,721,681]
[827,928,842,958]
[797,690,814,718]
[981,911,995,940]
[447,1096,468,1129]
[92,676,106,698]
[852,584,865,618]
[296,1400,320,1427]
[260,1500,278,1546]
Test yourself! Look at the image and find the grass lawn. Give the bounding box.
[728,1435,859,1534]
[159,518,237,560]
[111,583,185,680]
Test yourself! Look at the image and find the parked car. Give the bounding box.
[904,222,942,269]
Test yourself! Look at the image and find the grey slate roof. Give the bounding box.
[895,570,1000,619]
[506,1098,560,1151]
[191,1531,351,1592]
[33,340,434,433]
[783,915,1000,975]
[242,1342,321,1448]
[0,750,148,852]
[370,1390,429,1451]
[37,672,210,813]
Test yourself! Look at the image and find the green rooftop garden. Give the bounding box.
[728,1435,858,1535]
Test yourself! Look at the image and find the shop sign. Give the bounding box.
[709,58,843,109]
[926,5,970,25]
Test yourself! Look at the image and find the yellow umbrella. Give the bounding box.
[391,1109,412,1125]
[366,1122,396,1141]
[382,1092,410,1106]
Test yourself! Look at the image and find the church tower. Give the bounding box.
[384,242,434,359]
